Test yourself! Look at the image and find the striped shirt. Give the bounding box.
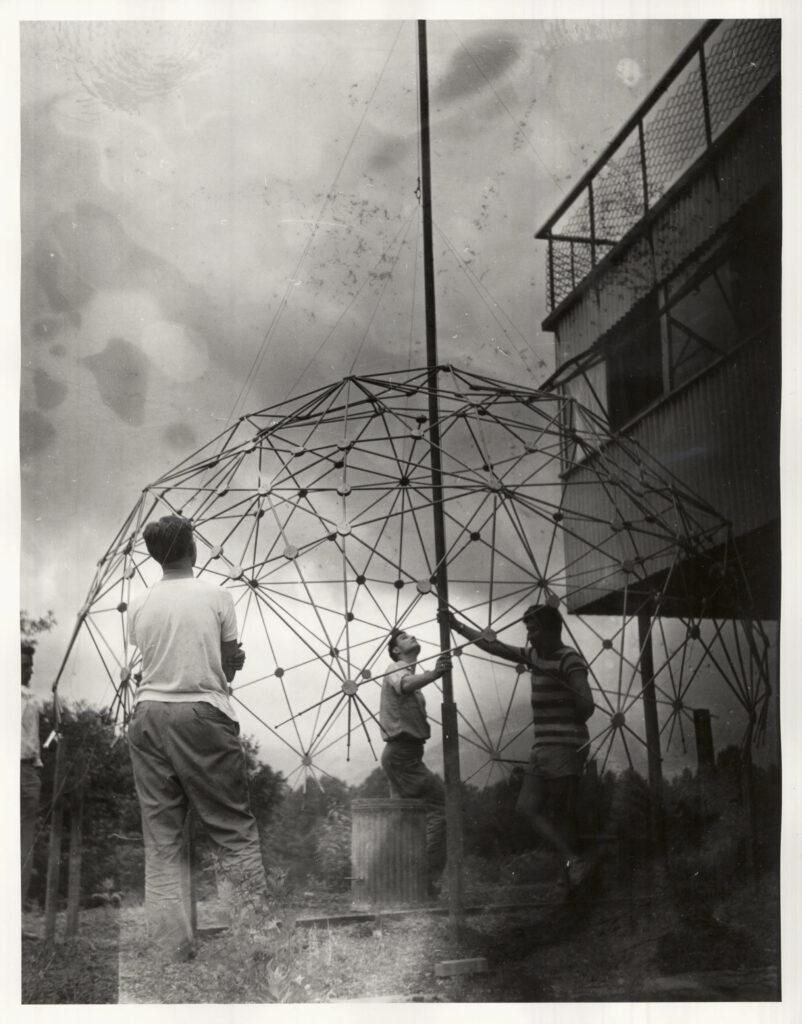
[525,644,591,753]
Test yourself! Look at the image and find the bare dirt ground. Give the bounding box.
[21,861,780,1004]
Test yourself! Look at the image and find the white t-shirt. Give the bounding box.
[21,687,44,765]
[128,576,239,720]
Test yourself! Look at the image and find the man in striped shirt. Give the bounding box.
[448,604,594,884]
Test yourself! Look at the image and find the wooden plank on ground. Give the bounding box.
[435,957,489,978]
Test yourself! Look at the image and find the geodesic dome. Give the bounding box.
[62,367,771,787]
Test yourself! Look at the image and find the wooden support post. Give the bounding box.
[65,783,84,938]
[693,707,722,895]
[693,707,717,810]
[182,811,197,936]
[440,700,464,927]
[693,708,716,771]
[580,757,601,839]
[637,610,666,858]
[44,738,66,945]
[741,720,759,888]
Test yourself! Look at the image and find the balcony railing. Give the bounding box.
[536,19,780,314]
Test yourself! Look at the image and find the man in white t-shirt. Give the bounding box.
[127,514,267,963]
[21,642,42,910]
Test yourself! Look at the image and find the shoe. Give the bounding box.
[166,938,196,964]
[244,892,284,931]
[562,852,600,890]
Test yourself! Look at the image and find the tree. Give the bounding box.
[462,774,533,859]
[30,698,292,907]
[31,702,142,906]
[261,775,351,887]
[604,767,651,863]
[351,766,391,799]
[20,609,57,646]
[240,735,287,828]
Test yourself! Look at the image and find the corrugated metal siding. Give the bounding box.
[718,107,780,220]
[596,238,655,338]
[560,357,608,423]
[632,338,779,533]
[652,169,721,280]
[562,335,780,611]
[350,798,428,909]
[556,297,602,362]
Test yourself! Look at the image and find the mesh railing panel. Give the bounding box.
[706,19,780,138]
[643,56,707,207]
[544,19,779,313]
[593,128,645,242]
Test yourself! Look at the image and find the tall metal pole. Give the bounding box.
[417,19,464,930]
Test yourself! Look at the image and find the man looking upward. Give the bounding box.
[20,642,42,910]
[380,629,451,898]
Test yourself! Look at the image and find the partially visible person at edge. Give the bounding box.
[126,514,268,963]
[447,604,595,886]
[380,628,451,898]
[21,642,43,911]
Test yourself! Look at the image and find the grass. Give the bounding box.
[22,907,121,1004]
[22,854,781,1004]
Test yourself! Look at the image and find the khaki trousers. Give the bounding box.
[20,762,41,906]
[381,738,447,883]
[128,701,266,961]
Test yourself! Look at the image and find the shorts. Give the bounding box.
[526,743,586,780]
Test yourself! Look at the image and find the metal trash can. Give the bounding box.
[351,798,428,909]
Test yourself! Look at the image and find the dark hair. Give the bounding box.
[387,628,404,662]
[522,603,563,633]
[21,642,36,656]
[143,515,194,565]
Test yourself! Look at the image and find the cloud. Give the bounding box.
[368,133,411,173]
[20,410,57,462]
[32,22,229,114]
[33,368,68,411]
[433,32,520,105]
[163,422,198,450]
[17,19,723,782]
[81,337,151,426]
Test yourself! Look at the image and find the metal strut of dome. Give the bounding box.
[52,364,771,768]
[49,21,774,930]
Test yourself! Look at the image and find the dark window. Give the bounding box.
[600,187,779,433]
[729,189,782,339]
[606,293,662,430]
[664,192,780,390]
[666,260,739,388]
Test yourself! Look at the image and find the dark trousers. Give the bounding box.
[381,738,446,882]
[21,763,41,907]
[128,701,266,961]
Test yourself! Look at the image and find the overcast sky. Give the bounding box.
[8,9,794,789]
[18,18,700,650]
[4,9,800,1018]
